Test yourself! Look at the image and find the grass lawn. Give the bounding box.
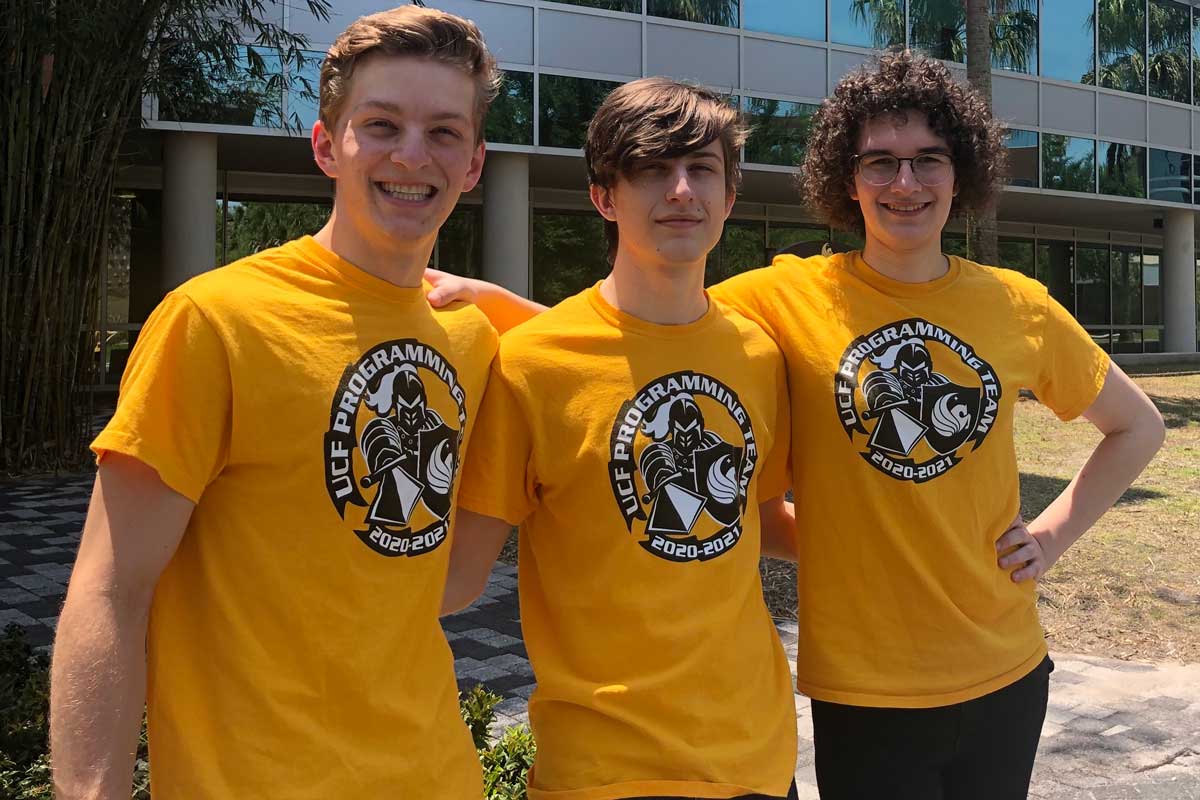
[763,371,1200,665]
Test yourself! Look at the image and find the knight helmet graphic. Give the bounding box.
[359,363,457,527]
[638,393,743,535]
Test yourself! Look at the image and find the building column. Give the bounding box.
[161,131,218,291]
[1163,208,1198,353]
[482,152,530,297]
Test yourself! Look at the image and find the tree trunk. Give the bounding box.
[965,0,1000,266]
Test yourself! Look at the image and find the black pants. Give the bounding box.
[627,779,800,800]
[811,656,1052,800]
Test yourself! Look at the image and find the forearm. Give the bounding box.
[51,589,149,800]
[1030,423,1163,565]
[759,496,797,562]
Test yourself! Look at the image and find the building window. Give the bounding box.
[532,211,610,306]
[552,0,639,11]
[1149,149,1190,203]
[1144,251,1163,325]
[1041,0,1095,84]
[1099,0,1147,93]
[436,206,482,278]
[1037,240,1076,312]
[999,238,1036,278]
[829,0,904,50]
[910,2,965,63]
[991,0,1039,74]
[539,74,621,150]
[648,0,739,27]
[707,221,766,284]
[1099,142,1147,198]
[158,44,284,127]
[1042,135,1096,193]
[1194,9,1200,105]
[743,0,825,40]
[1076,244,1111,326]
[487,71,534,146]
[1003,129,1039,187]
[288,50,323,131]
[743,98,818,166]
[1149,0,1191,103]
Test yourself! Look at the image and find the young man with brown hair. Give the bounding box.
[50,7,499,798]
[440,78,800,800]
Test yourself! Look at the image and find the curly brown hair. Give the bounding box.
[801,50,1006,233]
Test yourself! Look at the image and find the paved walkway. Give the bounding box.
[1,472,1197,798]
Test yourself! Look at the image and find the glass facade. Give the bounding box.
[1099,0,1147,93]
[1004,129,1039,187]
[830,0,904,49]
[768,224,828,257]
[991,0,1039,74]
[743,98,818,166]
[910,2,966,63]
[290,50,322,131]
[553,0,639,11]
[1098,142,1147,198]
[487,71,534,146]
[1149,149,1190,203]
[999,238,1036,278]
[743,0,825,40]
[539,74,621,149]
[1041,0,1095,84]
[1076,244,1110,326]
[1149,0,1191,103]
[436,206,483,277]
[1144,251,1163,324]
[159,45,284,127]
[649,0,739,26]
[706,221,766,284]
[531,211,610,306]
[1043,135,1096,192]
[1037,240,1076,311]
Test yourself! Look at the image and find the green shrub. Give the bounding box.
[459,683,536,800]
[459,683,502,750]
[0,625,50,770]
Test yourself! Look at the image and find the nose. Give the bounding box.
[889,160,920,194]
[389,128,431,171]
[665,164,696,202]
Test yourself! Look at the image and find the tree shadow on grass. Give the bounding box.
[1144,394,1200,429]
[1019,473,1166,517]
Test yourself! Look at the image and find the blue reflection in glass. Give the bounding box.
[1149,149,1190,202]
[288,50,323,132]
[830,0,904,49]
[1004,129,1039,187]
[1043,135,1096,192]
[992,0,1039,74]
[1040,0,1095,84]
[744,0,825,40]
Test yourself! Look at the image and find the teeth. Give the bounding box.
[885,203,926,211]
[379,182,434,200]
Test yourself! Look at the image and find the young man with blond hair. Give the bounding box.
[439,78,800,800]
[51,7,499,797]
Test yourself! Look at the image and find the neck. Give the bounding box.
[861,234,949,284]
[312,209,433,287]
[600,248,708,325]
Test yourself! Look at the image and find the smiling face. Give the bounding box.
[591,139,734,273]
[850,110,956,257]
[312,55,485,257]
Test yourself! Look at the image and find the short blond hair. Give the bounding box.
[319,5,501,140]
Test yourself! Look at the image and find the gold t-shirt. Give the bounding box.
[92,236,496,798]
[711,252,1110,708]
[458,285,796,800]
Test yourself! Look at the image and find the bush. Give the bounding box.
[460,684,536,800]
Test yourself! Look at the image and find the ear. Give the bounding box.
[590,183,618,222]
[312,118,339,180]
[461,140,486,193]
[848,177,859,202]
[722,187,736,220]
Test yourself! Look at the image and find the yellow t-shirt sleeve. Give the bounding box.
[756,356,792,501]
[1034,291,1111,421]
[91,292,232,503]
[456,358,537,526]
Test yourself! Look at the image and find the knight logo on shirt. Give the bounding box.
[607,371,757,563]
[834,318,1001,483]
[323,339,468,557]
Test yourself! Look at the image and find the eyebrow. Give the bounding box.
[354,100,471,124]
[858,146,952,157]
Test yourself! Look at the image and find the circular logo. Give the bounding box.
[323,339,467,557]
[607,371,757,563]
[834,317,1000,483]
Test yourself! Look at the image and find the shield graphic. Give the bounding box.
[868,405,928,456]
[417,423,458,520]
[692,440,743,525]
[647,482,707,535]
[920,383,981,455]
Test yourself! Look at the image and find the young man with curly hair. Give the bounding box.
[50,7,500,798]
[709,51,1165,799]
[438,78,800,800]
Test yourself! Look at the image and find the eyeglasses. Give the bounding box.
[853,153,954,186]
